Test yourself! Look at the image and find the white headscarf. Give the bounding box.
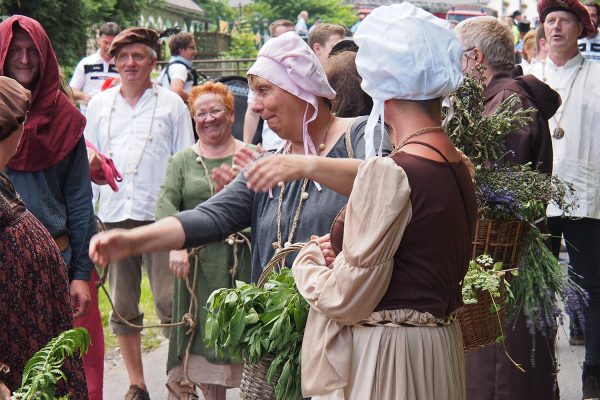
[354,2,464,157]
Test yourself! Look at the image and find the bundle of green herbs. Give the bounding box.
[446,68,586,336]
[462,255,513,308]
[205,268,308,400]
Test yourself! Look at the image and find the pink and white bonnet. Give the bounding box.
[247,31,336,155]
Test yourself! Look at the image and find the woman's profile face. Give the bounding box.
[249,76,308,140]
[192,93,234,146]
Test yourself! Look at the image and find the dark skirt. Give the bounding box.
[0,173,88,398]
[465,312,558,400]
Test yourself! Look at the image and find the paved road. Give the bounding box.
[103,324,585,400]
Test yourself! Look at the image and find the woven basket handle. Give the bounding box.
[257,243,306,287]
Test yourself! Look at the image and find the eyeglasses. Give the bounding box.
[186,46,196,50]
[194,109,225,120]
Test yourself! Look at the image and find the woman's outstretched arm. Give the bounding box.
[89,216,185,266]
[245,155,363,197]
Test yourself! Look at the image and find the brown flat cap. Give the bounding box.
[538,0,596,38]
[108,27,159,57]
[0,77,31,142]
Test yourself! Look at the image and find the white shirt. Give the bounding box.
[84,84,194,223]
[69,50,119,115]
[529,53,600,219]
[295,18,308,38]
[247,89,283,151]
[158,56,194,94]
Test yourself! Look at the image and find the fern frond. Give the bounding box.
[14,328,90,400]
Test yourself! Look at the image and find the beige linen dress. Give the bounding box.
[292,156,466,400]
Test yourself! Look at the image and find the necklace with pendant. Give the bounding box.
[542,58,584,140]
[272,114,335,265]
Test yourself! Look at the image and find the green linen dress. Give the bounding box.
[156,146,252,380]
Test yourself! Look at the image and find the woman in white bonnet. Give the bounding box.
[246,3,477,399]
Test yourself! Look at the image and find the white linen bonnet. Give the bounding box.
[354,2,464,157]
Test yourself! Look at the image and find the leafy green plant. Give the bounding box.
[205,268,308,400]
[462,255,513,306]
[220,29,259,59]
[14,328,90,400]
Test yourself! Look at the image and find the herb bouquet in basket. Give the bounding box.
[205,246,308,400]
[446,70,586,351]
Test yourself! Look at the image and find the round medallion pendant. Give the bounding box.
[553,127,565,139]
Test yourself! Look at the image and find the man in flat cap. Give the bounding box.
[528,1,600,398]
[84,27,194,400]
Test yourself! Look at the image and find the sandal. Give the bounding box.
[166,381,199,400]
[124,385,150,400]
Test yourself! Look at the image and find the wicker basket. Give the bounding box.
[471,218,528,268]
[239,245,305,400]
[239,355,279,400]
[457,217,527,352]
[458,283,506,352]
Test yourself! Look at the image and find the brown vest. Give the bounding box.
[331,151,477,318]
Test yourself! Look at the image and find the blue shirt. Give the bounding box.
[6,137,96,281]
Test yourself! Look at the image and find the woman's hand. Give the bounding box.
[211,164,238,193]
[311,234,336,268]
[169,249,190,279]
[89,229,135,266]
[87,149,108,185]
[233,145,263,170]
[246,154,314,192]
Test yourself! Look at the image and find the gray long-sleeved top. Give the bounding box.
[7,137,96,281]
[176,117,390,282]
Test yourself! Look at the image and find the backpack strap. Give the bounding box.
[164,60,198,86]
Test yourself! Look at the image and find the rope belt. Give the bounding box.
[358,313,456,328]
[94,216,251,387]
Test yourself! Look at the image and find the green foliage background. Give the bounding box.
[0,0,158,66]
[249,0,356,28]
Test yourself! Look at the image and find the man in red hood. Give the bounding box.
[0,15,103,400]
[455,15,562,400]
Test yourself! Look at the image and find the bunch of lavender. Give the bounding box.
[475,162,577,222]
[508,230,588,336]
